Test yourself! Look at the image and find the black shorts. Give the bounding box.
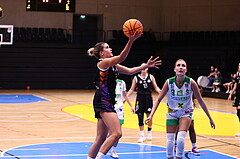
[93,91,116,119]
[135,94,153,114]
[94,106,116,119]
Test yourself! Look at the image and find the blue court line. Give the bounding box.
[0,95,50,104]
[1,142,238,159]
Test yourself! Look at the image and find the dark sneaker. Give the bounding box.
[192,147,200,156]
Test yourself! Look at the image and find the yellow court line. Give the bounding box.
[62,102,239,136]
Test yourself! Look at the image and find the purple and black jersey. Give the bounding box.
[93,63,118,118]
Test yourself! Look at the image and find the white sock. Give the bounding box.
[192,143,196,148]
[95,152,105,159]
[87,156,94,159]
[176,131,187,158]
[166,133,176,158]
[112,146,116,152]
[140,130,144,137]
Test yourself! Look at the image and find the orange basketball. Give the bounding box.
[122,19,143,37]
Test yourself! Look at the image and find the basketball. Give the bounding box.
[122,19,143,37]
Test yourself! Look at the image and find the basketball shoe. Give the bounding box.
[110,150,119,158]
[192,147,200,156]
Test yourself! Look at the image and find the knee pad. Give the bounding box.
[176,131,187,158]
[166,133,176,158]
[137,113,144,126]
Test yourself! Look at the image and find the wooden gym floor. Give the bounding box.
[0,89,239,158]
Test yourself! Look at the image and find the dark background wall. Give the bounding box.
[0,0,240,89]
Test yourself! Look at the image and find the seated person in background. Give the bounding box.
[223,73,236,93]
[212,73,221,92]
[207,66,215,87]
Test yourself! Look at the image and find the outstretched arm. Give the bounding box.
[122,90,135,113]
[145,80,168,124]
[127,76,137,97]
[151,75,161,94]
[117,56,162,75]
[191,79,215,129]
[99,31,142,69]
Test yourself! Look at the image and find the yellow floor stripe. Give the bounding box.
[62,102,239,136]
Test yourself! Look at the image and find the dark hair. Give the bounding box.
[87,42,105,59]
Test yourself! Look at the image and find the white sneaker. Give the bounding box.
[212,89,215,92]
[226,90,229,93]
[146,131,152,140]
[215,88,220,92]
[235,133,240,137]
[110,150,119,158]
[138,136,145,143]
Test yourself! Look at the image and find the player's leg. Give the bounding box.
[235,106,240,137]
[96,112,122,159]
[166,122,178,159]
[176,117,192,159]
[87,118,109,159]
[146,113,153,140]
[110,108,123,158]
[146,94,153,140]
[110,104,124,158]
[135,95,146,142]
[137,112,145,142]
[189,120,200,155]
[110,126,121,158]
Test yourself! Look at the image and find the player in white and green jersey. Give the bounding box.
[110,79,135,158]
[166,76,194,123]
[115,79,133,124]
[145,59,215,159]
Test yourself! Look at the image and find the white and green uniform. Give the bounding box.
[166,76,194,125]
[115,79,126,124]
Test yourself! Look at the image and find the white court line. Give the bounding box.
[0,115,69,117]
[2,150,238,158]
[0,112,67,114]
[1,150,165,158]
[0,118,80,123]
[208,149,239,159]
[0,111,80,122]
[10,148,50,151]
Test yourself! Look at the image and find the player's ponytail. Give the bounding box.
[87,42,105,59]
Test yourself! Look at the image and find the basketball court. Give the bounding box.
[0,89,239,159]
[0,25,239,159]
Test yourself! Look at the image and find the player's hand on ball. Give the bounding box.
[129,30,142,41]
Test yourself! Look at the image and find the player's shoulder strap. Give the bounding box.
[168,76,176,84]
[183,76,191,83]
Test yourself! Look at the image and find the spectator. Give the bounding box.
[214,67,222,80]
[212,73,221,92]
[223,73,236,93]
[207,66,215,87]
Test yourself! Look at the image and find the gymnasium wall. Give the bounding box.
[0,0,240,33]
[0,0,240,89]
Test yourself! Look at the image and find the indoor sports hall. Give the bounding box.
[0,0,240,159]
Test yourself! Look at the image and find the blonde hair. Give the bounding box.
[175,59,187,67]
[87,42,105,59]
